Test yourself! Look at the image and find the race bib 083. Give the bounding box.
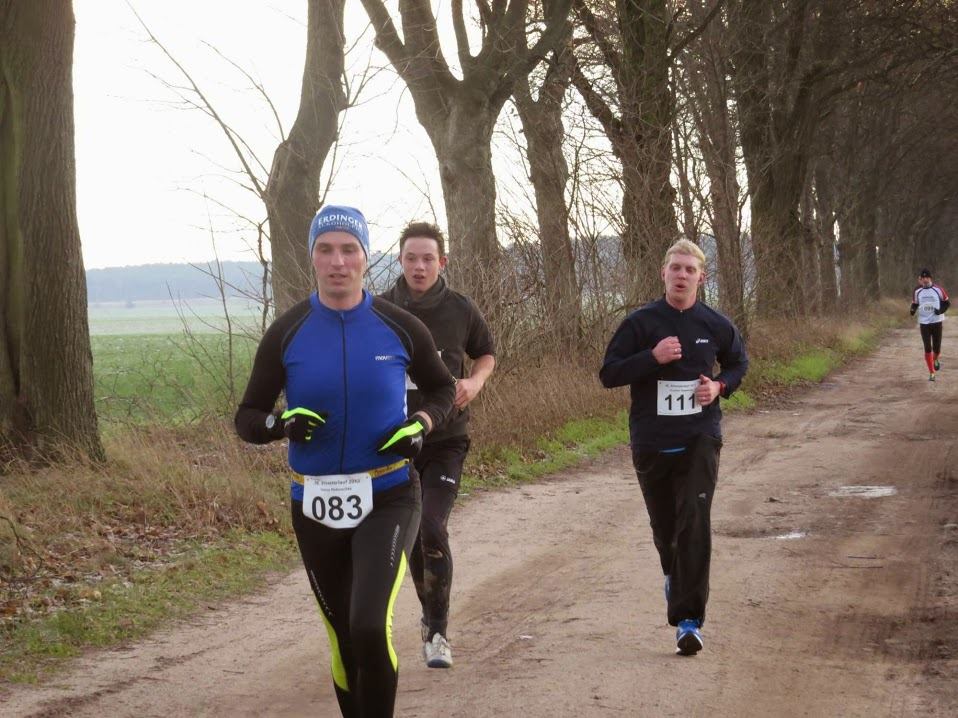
[657,380,702,416]
[302,473,373,529]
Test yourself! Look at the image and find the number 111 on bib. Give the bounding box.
[656,380,703,416]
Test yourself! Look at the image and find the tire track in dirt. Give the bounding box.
[2,327,956,717]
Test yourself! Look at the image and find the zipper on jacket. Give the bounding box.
[338,312,348,472]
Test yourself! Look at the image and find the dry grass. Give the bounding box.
[746,298,902,362]
[469,351,625,452]
[0,428,292,623]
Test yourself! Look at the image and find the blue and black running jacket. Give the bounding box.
[235,291,456,500]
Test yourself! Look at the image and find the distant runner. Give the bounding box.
[599,239,749,655]
[910,268,949,381]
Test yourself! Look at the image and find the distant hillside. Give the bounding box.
[86,262,268,304]
[87,254,399,304]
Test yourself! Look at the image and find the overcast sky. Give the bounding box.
[73,1,489,269]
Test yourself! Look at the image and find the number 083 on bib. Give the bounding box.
[302,473,374,529]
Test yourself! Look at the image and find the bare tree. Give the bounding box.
[0,0,104,462]
[359,0,573,310]
[810,157,839,313]
[676,0,748,331]
[726,0,947,314]
[571,0,724,306]
[513,1,581,339]
[728,0,842,316]
[132,0,351,316]
[807,0,958,303]
[265,0,348,313]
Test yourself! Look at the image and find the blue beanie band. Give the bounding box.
[309,205,370,258]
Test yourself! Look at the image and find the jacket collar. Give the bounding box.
[391,275,448,310]
[310,289,371,318]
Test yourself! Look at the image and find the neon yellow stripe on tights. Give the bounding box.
[385,551,408,672]
[320,611,349,692]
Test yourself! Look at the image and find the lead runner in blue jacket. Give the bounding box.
[235,205,455,718]
[600,239,748,656]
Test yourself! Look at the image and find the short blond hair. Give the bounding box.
[662,239,706,271]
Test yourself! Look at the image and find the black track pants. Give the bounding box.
[920,322,943,354]
[632,433,721,627]
[291,477,421,718]
[409,436,469,639]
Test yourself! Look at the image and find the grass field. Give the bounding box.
[89,298,264,336]
[92,333,257,424]
[89,299,261,424]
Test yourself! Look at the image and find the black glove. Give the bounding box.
[280,407,327,443]
[909,307,916,316]
[376,417,425,458]
[934,308,942,315]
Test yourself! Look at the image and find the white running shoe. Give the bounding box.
[423,632,453,668]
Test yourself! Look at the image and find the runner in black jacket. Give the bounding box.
[235,206,455,718]
[600,239,748,656]
[379,221,495,669]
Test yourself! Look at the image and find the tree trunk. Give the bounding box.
[429,103,502,308]
[748,167,809,315]
[683,5,748,331]
[812,162,838,312]
[513,35,580,340]
[818,226,838,312]
[0,0,103,462]
[799,181,821,313]
[572,0,677,307]
[731,0,833,317]
[618,0,678,306]
[360,0,572,312]
[264,0,347,314]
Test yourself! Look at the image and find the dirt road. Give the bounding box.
[3,327,956,717]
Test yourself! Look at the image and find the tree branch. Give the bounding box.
[573,0,622,84]
[669,0,728,61]
[126,2,267,198]
[202,41,286,143]
[570,60,623,153]
[359,0,408,68]
[452,0,474,72]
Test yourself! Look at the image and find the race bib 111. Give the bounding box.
[657,380,702,416]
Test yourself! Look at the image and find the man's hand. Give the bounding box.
[281,407,327,443]
[377,416,425,458]
[454,377,483,410]
[653,336,683,364]
[694,374,721,407]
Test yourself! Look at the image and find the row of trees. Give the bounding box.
[2,0,956,461]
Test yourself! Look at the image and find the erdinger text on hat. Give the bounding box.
[309,205,370,258]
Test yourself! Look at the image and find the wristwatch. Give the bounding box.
[265,414,277,432]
